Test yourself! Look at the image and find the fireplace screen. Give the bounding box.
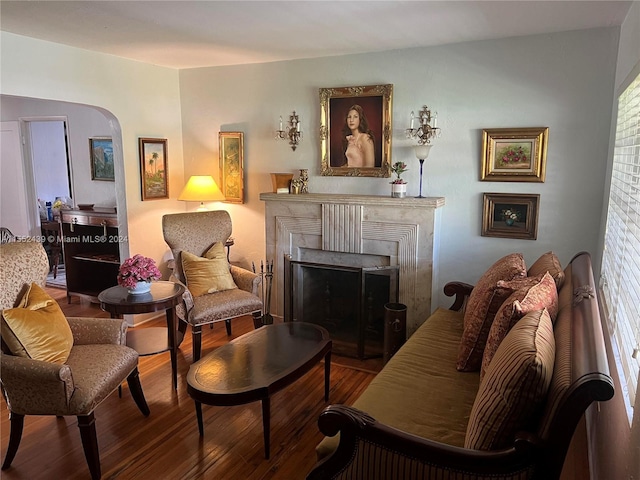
[284,256,399,359]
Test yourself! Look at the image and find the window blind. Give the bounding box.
[601,72,640,416]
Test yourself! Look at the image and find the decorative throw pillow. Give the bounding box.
[1,282,73,364]
[465,308,555,451]
[480,272,559,380]
[456,253,527,371]
[528,251,565,290]
[181,245,237,297]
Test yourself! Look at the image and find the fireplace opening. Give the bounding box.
[284,255,399,359]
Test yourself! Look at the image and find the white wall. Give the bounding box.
[1,96,117,208]
[179,27,619,307]
[0,32,184,268]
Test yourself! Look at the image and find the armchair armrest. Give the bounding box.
[230,265,261,296]
[0,353,74,414]
[308,405,537,480]
[444,281,474,311]
[67,317,127,345]
[167,272,194,321]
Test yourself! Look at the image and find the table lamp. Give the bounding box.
[178,175,225,211]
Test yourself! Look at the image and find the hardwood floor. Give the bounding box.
[1,287,376,480]
[1,287,588,480]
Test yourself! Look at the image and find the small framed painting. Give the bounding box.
[481,127,549,182]
[219,132,244,203]
[319,84,393,177]
[139,138,168,200]
[89,137,114,181]
[482,192,540,240]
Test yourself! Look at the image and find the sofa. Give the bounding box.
[307,251,614,480]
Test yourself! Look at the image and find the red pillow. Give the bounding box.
[481,272,559,380]
[456,253,527,371]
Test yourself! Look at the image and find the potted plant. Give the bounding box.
[390,161,408,198]
[117,254,161,294]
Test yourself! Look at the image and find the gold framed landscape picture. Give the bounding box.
[481,127,548,182]
[320,84,393,177]
[482,192,540,240]
[219,132,244,204]
[139,138,168,200]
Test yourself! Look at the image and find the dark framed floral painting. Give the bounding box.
[482,192,540,240]
[480,127,548,182]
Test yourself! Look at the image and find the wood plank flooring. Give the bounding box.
[1,287,588,480]
[1,288,376,480]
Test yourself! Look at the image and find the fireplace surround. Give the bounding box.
[260,193,444,337]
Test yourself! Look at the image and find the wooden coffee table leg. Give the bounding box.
[324,351,331,401]
[261,397,271,459]
[195,401,204,436]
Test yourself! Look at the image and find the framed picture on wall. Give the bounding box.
[138,138,168,200]
[481,127,549,182]
[482,192,540,240]
[219,132,244,203]
[89,137,114,181]
[320,84,393,177]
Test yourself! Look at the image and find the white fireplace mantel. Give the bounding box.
[260,192,445,336]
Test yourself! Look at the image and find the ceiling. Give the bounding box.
[0,1,633,69]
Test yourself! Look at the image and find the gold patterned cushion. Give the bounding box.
[465,308,555,450]
[528,251,565,290]
[1,283,74,364]
[457,253,527,371]
[480,273,558,380]
[181,243,237,297]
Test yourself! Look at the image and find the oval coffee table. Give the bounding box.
[187,322,332,459]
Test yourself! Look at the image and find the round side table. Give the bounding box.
[98,281,185,390]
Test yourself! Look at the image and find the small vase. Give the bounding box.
[505,218,515,226]
[391,183,407,198]
[128,281,152,295]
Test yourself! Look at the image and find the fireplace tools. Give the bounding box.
[253,260,274,325]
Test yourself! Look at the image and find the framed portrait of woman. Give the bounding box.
[320,84,393,177]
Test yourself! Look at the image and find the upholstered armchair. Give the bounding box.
[0,241,150,480]
[162,210,263,361]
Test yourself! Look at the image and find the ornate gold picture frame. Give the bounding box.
[482,192,540,240]
[481,127,548,182]
[320,84,393,177]
[219,132,244,204]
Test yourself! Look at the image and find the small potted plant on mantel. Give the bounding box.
[390,162,408,198]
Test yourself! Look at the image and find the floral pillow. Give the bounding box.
[456,253,527,371]
[528,251,565,290]
[480,272,558,380]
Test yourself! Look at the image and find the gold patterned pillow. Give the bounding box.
[181,243,237,297]
[465,308,555,450]
[1,283,73,364]
[480,272,558,380]
[456,253,527,371]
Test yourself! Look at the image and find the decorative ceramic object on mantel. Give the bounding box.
[390,162,408,198]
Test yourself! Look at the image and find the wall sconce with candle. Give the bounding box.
[178,175,225,211]
[405,105,441,198]
[275,111,302,151]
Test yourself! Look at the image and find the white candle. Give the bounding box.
[433,112,438,128]
[410,111,415,129]
[279,116,283,131]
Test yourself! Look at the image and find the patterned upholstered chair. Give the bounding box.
[162,210,263,361]
[0,241,150,480]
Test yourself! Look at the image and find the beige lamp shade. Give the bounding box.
[178,176,225,209]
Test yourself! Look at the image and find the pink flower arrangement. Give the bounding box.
[117,254,161,288]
